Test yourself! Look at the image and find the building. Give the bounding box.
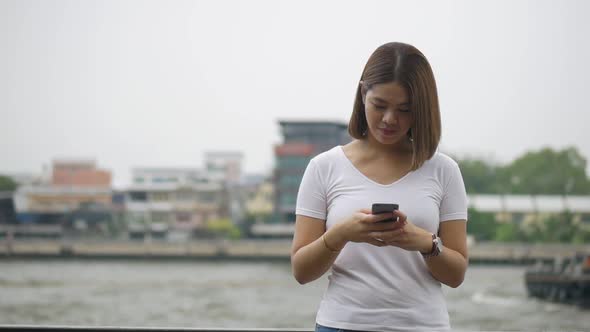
[126,168,226,239]
[205,151,243,184]
[273,120,350,224]
[468,194,590,226]
[13,185,112,216]
[6,160,113,237]
[245,180,273,218]
[13,160,113,226]
[51,159,111,187]
[0,191,16,224]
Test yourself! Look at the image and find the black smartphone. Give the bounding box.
[371,203,399,223]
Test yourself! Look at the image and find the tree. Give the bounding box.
[206,218,241,239]
[494,222,520,242]
[522,211,589,243]
[467,208,498,240]
[501,147,590,195]
[456,158,499,194]
[457,147,590,195]
[0,175,17,191]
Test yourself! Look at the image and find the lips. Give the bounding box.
[379,128,397,136]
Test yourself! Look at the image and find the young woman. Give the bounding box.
[291,42,468,332]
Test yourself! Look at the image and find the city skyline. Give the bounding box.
[1,0,589,188]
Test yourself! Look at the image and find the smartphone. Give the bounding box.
[371,203,399,223]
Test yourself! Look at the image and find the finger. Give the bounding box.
[393,210,408,223]
[367,219,402,231]
[366,238,387,247]
[368,229,401,238]
[356,211,374,222]
[371,228,405,243]
[385,240,402,248]
[359,208,372,214]
[389,220,406,229]
[368,231,383,239]
[364,212,396,223]
[387,228,405,237]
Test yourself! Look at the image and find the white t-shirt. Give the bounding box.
[295,146,468,332]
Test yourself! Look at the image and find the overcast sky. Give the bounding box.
[1,0,589,188]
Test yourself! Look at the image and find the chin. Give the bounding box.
[376,135,403,145]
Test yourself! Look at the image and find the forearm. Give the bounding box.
[291,229,346,285]
[424,246,468,288]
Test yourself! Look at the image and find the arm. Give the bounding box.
[423,220,468,288]
[290,215,340,285]
[291,211,399,285]
[424,161,469,287]
[368,211,468,288]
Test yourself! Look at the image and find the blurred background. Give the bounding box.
[1,0,589,331]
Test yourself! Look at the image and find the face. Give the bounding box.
[363,81,413,147]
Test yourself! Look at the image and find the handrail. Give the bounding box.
[0,326,312,332]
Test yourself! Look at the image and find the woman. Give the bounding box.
[291,42,468,332]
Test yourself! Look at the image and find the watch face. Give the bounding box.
[435,237,443,254]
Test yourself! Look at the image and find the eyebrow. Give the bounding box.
[371,97,410,106]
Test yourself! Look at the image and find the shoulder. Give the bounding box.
[426,151,460,170]
[304,146,347,187]
[417,151,462,183]
[309,146,343,167]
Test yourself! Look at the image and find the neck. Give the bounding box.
[361,134,413,160]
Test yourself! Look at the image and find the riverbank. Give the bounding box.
[1,239,589,264]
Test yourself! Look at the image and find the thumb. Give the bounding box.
[359,208,372,215]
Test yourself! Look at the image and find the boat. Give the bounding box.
[525,252,590,308]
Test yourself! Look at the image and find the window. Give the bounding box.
[129,191,147,202]
[151,192,169,202]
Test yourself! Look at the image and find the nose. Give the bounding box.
[382,109,397,125]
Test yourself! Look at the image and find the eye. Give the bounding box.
[399,109,411,113]
[371,102,387,111]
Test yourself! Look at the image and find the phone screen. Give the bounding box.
[371,203,399,223]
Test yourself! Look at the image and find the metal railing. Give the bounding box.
[0,327,311,332]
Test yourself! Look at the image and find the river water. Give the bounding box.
[0,260,588,331]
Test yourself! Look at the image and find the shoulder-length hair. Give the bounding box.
[349,42,441,170]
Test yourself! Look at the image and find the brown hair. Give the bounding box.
[348,42,441,170]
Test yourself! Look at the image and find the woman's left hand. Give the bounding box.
[368,209,433,253]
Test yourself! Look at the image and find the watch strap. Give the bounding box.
[422,233,441,258]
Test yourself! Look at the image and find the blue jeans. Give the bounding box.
[315,323,369,332]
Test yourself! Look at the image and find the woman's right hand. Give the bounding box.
[328,208,405,249]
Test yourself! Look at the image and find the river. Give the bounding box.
[0,260,588,331]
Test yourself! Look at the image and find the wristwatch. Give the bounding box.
[422,233,443,258]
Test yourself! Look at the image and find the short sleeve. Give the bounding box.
[295,159,327,220]
[440,162,468,222]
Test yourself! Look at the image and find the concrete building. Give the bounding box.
[12,185,113,239]
[13,159,113,227]
[13,185,112,215]
[205,151,243,184]
[52,159,111,187]
[126,168,226,239]
[468,194,590,226]
[274,120,350,224]
[0,191,16,224]
[245,181,273,217]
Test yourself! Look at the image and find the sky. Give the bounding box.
[1,0,589,188]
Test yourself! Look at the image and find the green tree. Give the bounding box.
[0,175,17,191]
[572,227,590,244]
[501,147,590,195]
[494,222,521,242]
[455,146,590,195]
[456,158,499,194]
[467,208,498,240]
[523,211,587,243]
[206,218,241,239]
